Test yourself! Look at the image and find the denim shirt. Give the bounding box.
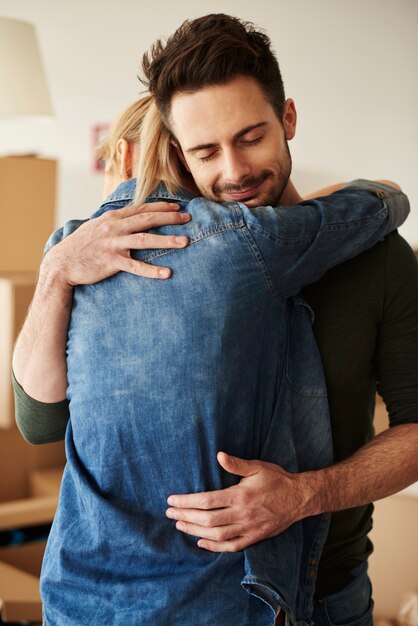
[41,180,408,626]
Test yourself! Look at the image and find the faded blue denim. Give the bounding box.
[41,180,408,625]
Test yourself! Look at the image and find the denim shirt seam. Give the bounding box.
[139,221,241,262]
[302,514,332,616]
[241,575,289,616]
[285,377,329,398]
[319,205,388,230]
[238,225,285,306]
[101,180,195,207]
[101,193,133,205]
[245,220,316,247]
[229,203,285,306]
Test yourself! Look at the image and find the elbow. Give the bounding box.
[16,420,48,445]
[376,179,402,191]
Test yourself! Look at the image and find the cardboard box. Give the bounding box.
[0,470,62,621]
[0,272,37,430]
[30,467,63,498]
[374,394,389,434]
[0,273,65,507]
[0,541,45,623]
[370,397,418,617]
[0,560,42,622]
[0,158,58,622]
[0,156,56,273]
[0,471,62,621]
[0,424,65,503]
[0,467,63,531]
[0,540,45,578]
[0,495,58,532]
[370,494,418,618]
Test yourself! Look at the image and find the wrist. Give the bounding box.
[39,250,74,297]
[294,469,330,519]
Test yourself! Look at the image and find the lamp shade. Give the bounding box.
[0,17,53,117]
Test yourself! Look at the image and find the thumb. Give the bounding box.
[217,451,259,478]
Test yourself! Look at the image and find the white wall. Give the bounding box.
[0,0,417,245]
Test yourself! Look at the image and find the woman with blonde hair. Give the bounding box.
[97,95,190,200]
[97,96,153,199]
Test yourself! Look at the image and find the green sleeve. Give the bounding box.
[376,233,418,426]
[13,369,69,444]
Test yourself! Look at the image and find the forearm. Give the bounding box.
[302,424,418,516]
[303,179,401,200]
[12,253,73,402]
[13,201,191,403]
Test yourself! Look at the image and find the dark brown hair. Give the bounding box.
[141,14,286,129]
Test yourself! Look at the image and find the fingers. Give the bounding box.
[118,233,189,251]
[107,229,189,280]
[217,452,260,478]
[113,227,189,280]
[116,201,181,217]
[45,204,191,285]
[116,257,173,280]
[174,520,241,543]
[166,505,235,527]
[118,210,191,235]
[197,536,251,553]
[167,486,234,510]
[169,513,254,553]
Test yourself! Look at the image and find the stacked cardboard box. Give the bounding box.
[0,273,37,430]
[0,156,56,273]
[0,157,65,622]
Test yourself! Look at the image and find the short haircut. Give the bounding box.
[141,14,286,129]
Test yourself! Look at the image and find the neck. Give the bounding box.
[180,173,200,196]
[279,179,303,206]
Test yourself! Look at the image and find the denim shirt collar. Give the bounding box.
[104,178,196,205]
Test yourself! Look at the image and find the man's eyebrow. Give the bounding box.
[186,122,268,153]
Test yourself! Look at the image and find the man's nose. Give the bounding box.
[222,149,251,184]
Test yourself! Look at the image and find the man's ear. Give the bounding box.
[116,138,133,179]
[171,139,190,173]
[282,99,297,141]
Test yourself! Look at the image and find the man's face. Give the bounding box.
[170,75,296,207]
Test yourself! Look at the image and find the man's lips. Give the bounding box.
[223,184,261,201]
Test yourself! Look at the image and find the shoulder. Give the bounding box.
[91,179,137,219]
[44,180,138,253]
[302,232,416,316]
[316,231,415,284]
[380,231,418,311]
[44,219,88,254]
[384,230,417,268]
[182,197,242,234]
[362,231,418,306]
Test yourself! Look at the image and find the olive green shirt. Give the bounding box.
[302,232,418,595]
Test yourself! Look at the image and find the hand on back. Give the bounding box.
[42,201,191,288]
